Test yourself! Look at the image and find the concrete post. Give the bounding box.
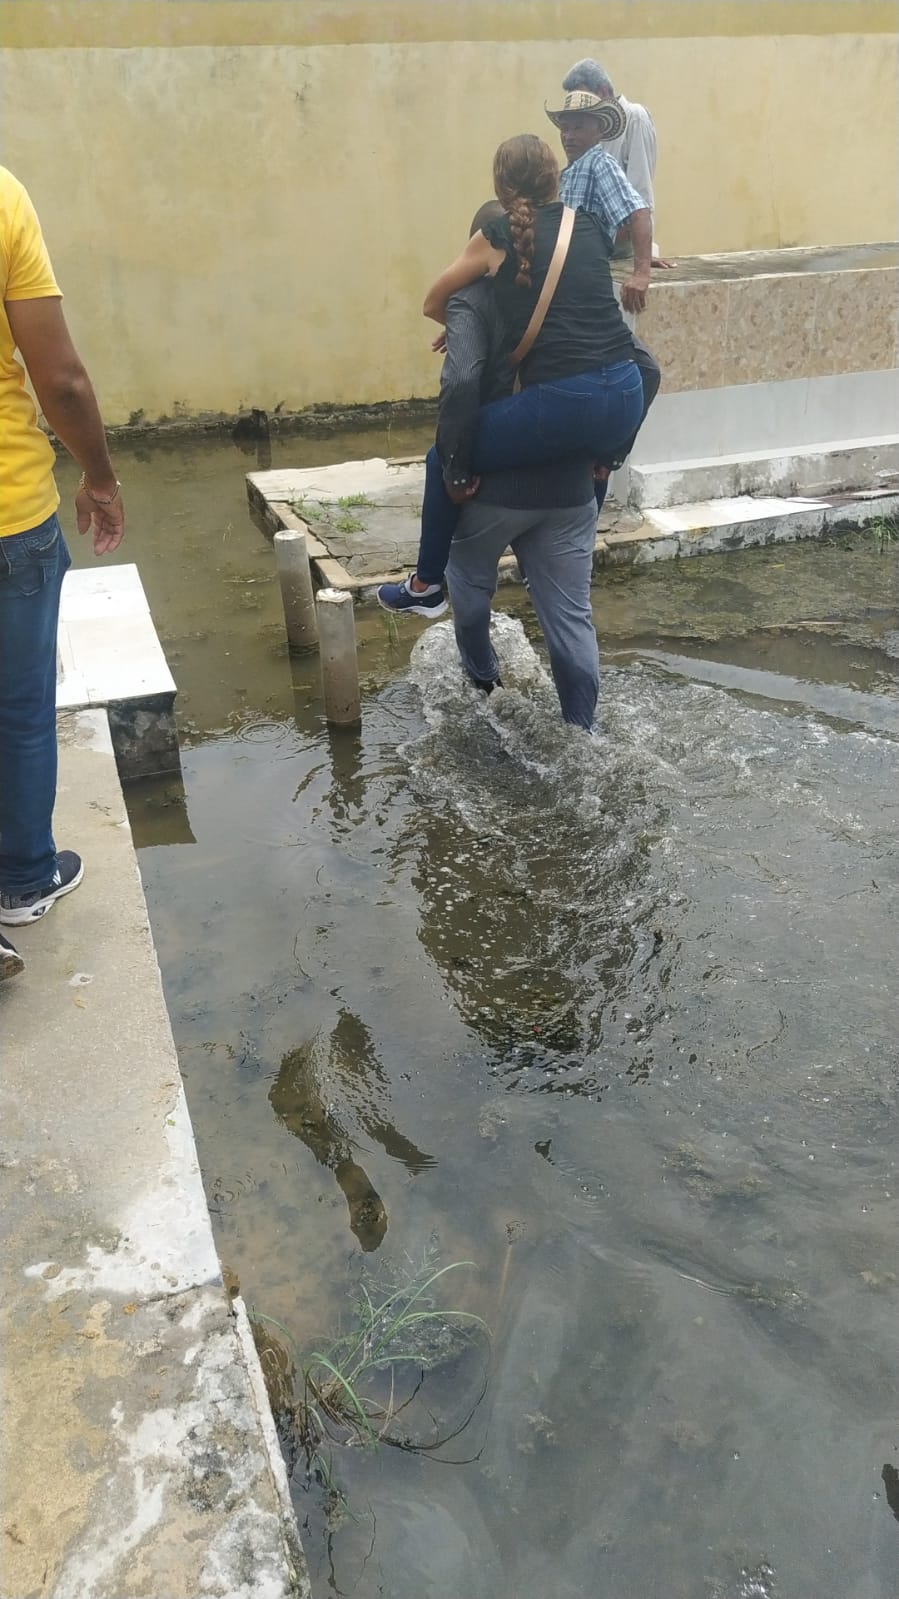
[274,529,317,651]
[316,588,361,725]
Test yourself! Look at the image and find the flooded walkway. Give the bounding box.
[63,434,899,1598]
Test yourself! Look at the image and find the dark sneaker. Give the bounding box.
[377,575,448,619]
[0,851,84,927]
[0,933,24,981]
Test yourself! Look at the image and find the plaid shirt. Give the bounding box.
[559,147,646,246]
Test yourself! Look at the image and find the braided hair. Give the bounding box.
[492,135,561,288]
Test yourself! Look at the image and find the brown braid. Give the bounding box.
[506,197,537,287]
[492,135,560,289]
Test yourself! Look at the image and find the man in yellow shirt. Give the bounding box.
[0,166,125,981]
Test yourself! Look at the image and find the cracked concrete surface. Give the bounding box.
[0,710,308,1599]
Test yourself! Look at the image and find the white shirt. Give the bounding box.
[602,95,660,253]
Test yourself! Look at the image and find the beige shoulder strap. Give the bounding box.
[509,205,576,370]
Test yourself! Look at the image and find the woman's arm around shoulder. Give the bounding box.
[423,230,506,324]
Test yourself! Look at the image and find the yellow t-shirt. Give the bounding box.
[0,166,61,538]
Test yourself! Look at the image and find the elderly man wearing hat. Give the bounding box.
[560,57,673,266]
[546,86,653,312]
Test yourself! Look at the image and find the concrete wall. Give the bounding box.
[639,260,899,395]
[631,367,899,465]
[2,1,897,423]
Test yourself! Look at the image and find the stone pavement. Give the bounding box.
[0,711,308,1599]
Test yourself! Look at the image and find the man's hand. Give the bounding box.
[651,256,676,270]
[446,476,480,506]
[431,331,447,355]
[76,483,125,556]
[620,272,650,314]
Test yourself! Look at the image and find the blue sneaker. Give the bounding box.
[377,575,447,619]
[0,850,84,927]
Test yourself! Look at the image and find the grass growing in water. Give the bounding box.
[287,494,371,534]
[869,516,898,556]
[254,1255,488,1495]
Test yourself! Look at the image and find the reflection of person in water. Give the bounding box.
[269,1007,434,1252]
[407,744,659,1089]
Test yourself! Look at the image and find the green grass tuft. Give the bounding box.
[868,516,898,556]
[253,1252,488,1501]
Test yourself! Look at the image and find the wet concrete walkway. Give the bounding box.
[0,711,308,1599]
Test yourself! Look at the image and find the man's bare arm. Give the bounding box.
[5,296,124,553]
[620,207,653,314]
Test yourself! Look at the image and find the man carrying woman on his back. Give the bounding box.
[378,133,659,637]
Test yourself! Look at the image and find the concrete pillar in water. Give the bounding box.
[316,588,361,726]
[274,529,317,651]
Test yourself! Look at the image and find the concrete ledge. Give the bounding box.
[57,565,180,780]
[0,710,308,1599]
[630,435,899,509]
[249,460,899,594]
[640,488,899,559]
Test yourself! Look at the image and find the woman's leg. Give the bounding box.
[377,447,452,617]
[472,362,644,478]
[389,364,642,611]
[417,446,459,584]
[419,364,639,574]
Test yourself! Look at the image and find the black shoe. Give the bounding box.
[469,673,502,695]
[0,850,84,927]
[0,933,24,981]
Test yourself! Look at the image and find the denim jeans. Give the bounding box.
[446,499,600,730]
[0,514,71,895]
[417,359,643,585]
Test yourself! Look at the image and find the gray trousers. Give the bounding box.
[445,500,600,730]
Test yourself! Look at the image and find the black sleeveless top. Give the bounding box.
[481,202,636,386]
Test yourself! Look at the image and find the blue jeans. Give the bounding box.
[446,499,600,730]
[0,514,71,895]
[418,360,643,584]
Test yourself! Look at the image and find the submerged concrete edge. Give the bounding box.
[233,1293,312,1596]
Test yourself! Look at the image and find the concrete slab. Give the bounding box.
[0,710,308,1599]
[249,458,425,579]
[630,435,899,509]
[57,565,175,711]
[250,460,899,594]
[56,566,180,780]
[643,490,899,557]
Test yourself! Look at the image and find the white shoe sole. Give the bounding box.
[0,861,85,926]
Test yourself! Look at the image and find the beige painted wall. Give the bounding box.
[2,1,897,422]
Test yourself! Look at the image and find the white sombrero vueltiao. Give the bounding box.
[544,90,627,141]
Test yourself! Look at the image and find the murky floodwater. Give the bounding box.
[63,436,899,1598]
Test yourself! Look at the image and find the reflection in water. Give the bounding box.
[231,407,273,472]
[882,1462,899,1523]
[405,617,670,1094]
[127,772,197,849]
[270,1008,434,1252]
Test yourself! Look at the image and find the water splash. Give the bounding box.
[401,618,670,1096]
